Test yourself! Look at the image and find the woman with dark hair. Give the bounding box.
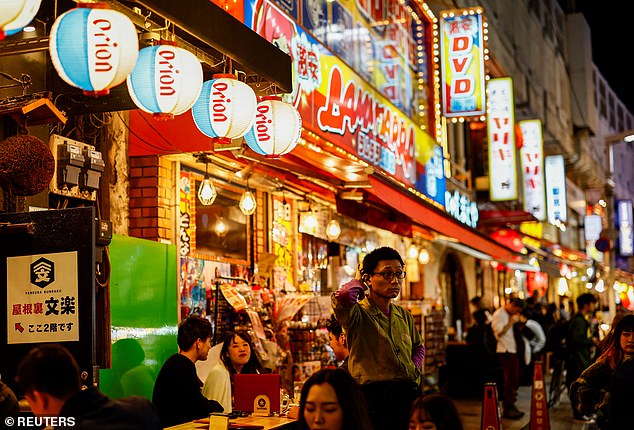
[408,394,463,430]
[202,331,263,413]
[569,313,634,427]
[297,368,373,430]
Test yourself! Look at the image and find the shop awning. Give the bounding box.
[366,176,520,261]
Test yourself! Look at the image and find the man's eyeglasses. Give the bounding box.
[373,271,406,280]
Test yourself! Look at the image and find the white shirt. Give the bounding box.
[491,307,516,353]
[202,363,232,413]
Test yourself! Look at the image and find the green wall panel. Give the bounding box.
[99,234,178,399]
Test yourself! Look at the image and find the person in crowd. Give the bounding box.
[608,345,634,430]
[516,308,547,386]
[565,293,598,400]
[202,330,263,413]
[16,344,160,429]
[326,314,349,371]
[466,308,500,388]
[297,367,373,430]
[332,246,423,430]
[408,393,464,430]
[0,379,19,421]
[153,314,223,427]
[469,296,491,324]
[569,313,634,427]
[491,297,526,419]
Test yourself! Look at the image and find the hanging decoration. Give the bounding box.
[239,189,256,216]
[244,96,302,158]
[0,0,42,39]
[127,41,203,119]
[197,161,217,206]
[49,2,139,96]
[192,74,258,144]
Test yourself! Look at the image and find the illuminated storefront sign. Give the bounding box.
[179,171,195,257]
[418,144,446,206]
[519,119,546,221]
[243,0,436,186]
[545,155,567,224]
[445,189,478,227]
[487,77,517,201]
[439,8,486,117]
[617,200,633,256]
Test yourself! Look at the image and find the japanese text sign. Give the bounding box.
[7,252,79,344]
[243,0,436,186]
[519,119,546,221]
[617,200,633,257]
[487,77,517,200]
[545,155,567,224]
[439,9,486,117]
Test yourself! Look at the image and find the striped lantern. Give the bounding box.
[127,42,203,119]
[191,74,257,144]
[244,96,302,158]
[49,2,139,96]
[0,0,42,40]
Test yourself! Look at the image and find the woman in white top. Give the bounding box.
[202,331,262,412]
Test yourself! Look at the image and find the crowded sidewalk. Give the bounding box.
[453,384,598,430]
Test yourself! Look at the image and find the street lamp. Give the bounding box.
[604,130,634,320]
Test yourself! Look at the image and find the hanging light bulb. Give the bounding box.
[300,210,318,234]
[214,216,228,237]
[326,219,341,241]
[197,161,217,206]
[239,186,256,216]
[407,243,419,260]
[418,248,430,265]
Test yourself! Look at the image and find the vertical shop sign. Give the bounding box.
[272,196,294,289]
[7,252,79,344]
[617,200,633,256]
[439,9,486,117]
[487,77,517,201]
[420,144,446,206]
[545,155,567,224]
[519,119,546,221]
[179,170,195,256]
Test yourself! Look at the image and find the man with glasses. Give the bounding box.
[332,246,424,430]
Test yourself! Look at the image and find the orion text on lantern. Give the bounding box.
[91,18,117,73]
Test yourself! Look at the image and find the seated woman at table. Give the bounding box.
[298,368,373,430]
[203,331,263,413]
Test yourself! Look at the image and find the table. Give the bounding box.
[166,415,297,430]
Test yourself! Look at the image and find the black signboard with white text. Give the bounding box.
[0,208,95,394]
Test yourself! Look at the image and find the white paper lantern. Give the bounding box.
[127,42,203,118]
[49,3,139,96]
[244,96,302,158]
[192,74,258,143]
[0,0,42,39]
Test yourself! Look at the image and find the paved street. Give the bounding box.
[452,384,600,430]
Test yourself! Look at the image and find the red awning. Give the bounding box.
[367,176,519,261]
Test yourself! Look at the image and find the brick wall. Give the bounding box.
[129,155,174,242]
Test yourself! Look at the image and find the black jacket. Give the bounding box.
[58,387,160,429]
[152,354,223,427]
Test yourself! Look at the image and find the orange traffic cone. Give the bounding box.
[530,361,550,430]
[481,382,501,430]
